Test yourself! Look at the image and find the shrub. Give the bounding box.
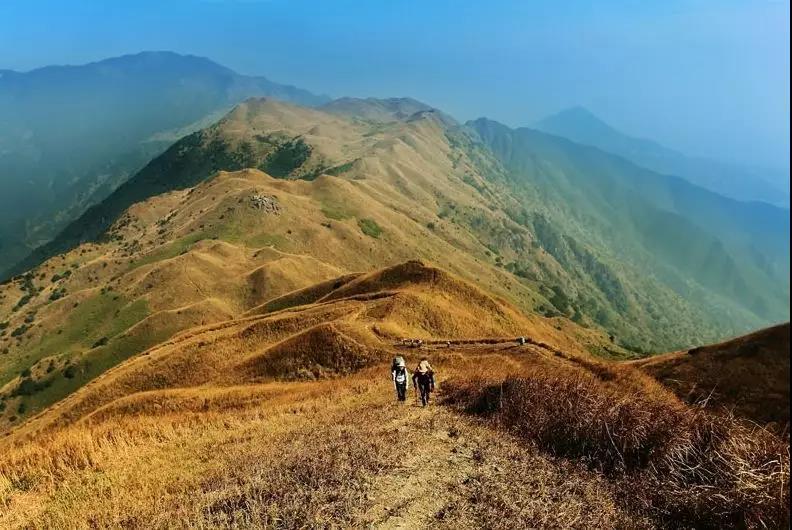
[49,289,64,301]
[11,377,49,397]
[12,294,33,311]
[357,218,383,238]
[11,323,31,338]
[443,363,789,528]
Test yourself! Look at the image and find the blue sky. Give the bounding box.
[1,0,789,169]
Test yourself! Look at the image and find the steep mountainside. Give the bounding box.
[0,51,328,275]
[1,97,788,431]
[470,118,789,335]
[634,323,790,429]
[536,106,790,207]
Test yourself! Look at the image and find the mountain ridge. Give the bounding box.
[0,51,329,275]
[469,116,789,322]
[1,97,788,432]
[536,106,790,207]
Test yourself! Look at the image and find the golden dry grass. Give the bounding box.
[1,262,787,528]
[634,323,790,431]
[0,356,651,529]
[1,331,788,528]
[443,357,790,528]
[4,260,595,443]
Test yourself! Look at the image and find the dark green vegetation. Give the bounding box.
[536,106,790,207]
[8,128,318,277]
[467,118,790,350]
[0,51,328,276]
[0,288,158,425]
[260,137,313,178]
[358,218,383,238]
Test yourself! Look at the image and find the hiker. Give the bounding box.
[391,356,409,402]
[412,358,435,406]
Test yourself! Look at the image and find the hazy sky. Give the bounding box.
[1,0,789,170]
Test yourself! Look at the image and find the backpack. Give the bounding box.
[392,356,405,370]
[394,366,407,384]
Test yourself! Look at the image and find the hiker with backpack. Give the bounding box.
[391,356,410,402]
[412,358,435,406]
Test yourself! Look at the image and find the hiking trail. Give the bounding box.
[363,398,477,529]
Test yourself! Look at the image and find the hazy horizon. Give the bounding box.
[1,0,789,172]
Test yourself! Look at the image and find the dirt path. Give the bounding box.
[363,397,476,529]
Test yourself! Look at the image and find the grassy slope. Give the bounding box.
[0,311,786,528]
[0,362,652,529]
[469,118,789,344]
[2,260,600,440]
[633,322,790,429]
[1,97,786,431]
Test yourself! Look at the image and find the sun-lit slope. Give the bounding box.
[633,323,790,428]
[8,98,611,430]
[3,260,599,444]
[8,96,751,363]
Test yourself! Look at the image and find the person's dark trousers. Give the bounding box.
[418,381,431,406]
[396,382,407,401]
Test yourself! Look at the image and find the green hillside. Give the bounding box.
[469,118,789,346]
[0,52,328,276]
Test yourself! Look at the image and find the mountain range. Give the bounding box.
[0,53,788,528]
[0,53,788,427]
[0,51,328,274]
[536,106,790,207]
[0,93,788,432]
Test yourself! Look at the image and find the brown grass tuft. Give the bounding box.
[443,362,790,528]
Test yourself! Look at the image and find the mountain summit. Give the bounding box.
[536,107,790,206]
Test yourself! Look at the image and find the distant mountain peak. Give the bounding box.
[536,106,629,139]
[534,105,789,207]
[550,105,602,120]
